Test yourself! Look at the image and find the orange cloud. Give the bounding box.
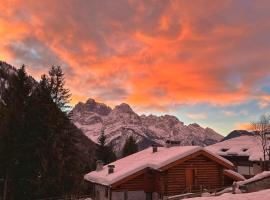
[1,0,270,111]
[235,123,252,131]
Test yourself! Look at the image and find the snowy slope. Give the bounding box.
[71,99,223,155]
[0,61,17,100]
[188,189,270,200]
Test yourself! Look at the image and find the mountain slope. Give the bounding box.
[221,130,253,141]
[71,98,223,155]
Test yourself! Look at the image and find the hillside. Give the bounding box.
[221,130,253,141]
[0,61,97,170]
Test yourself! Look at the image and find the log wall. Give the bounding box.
[112,154,235,196]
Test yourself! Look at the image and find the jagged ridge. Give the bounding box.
[71,98,223,155]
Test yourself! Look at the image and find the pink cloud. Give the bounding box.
[1,0,270,109]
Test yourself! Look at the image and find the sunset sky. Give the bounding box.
[1,0,270,135]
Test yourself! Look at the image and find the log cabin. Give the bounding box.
[84,145,244,200]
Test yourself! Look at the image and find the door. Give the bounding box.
[185,169,194,192]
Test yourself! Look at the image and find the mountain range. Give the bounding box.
[71,98,223,155]
[1,61,224,157]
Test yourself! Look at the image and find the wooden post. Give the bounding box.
[3,169,9,200]
[124,190,128,200]
[232,182,237,194]
[260,158,263,171]
[109,188,112,200]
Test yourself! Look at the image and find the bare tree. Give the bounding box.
[251,114,270,170]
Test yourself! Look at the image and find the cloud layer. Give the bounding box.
[1,0,270,134]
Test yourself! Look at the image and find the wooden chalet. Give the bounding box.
[206,135,269,178]
[84,146,244,200]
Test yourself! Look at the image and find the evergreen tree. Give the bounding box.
[0,65,33,199]
[96,129,116,165]
[122,136,138,157]
[0,64,95,199]
[48,65,71,109]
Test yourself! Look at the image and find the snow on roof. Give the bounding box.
[187,189,270,200]
[206,135,265,161]
[237,171,270,185]
[84,146,233,186]
[224,169,245,181]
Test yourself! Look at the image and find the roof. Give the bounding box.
[84,146,233,186]
[224,169,245,181]
[206,135,266,161]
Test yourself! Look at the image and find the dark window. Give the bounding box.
[105,187,109,198]
[221,148,229,152]
[242,148,248,152]
[124,191,128,200]
[96,190,100,200]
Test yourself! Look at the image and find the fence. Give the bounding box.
[165,186,229,200]
[34,195,92,200]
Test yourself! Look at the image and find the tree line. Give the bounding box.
[0,63,139,199]
[0,65,95,199]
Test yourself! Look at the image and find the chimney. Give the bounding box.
[152,144,158,153]
[166,140,171,148]
[96,160,104,171]
[166,140,181,148]
[108,165,115,174]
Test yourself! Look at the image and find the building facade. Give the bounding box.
[85,146,244,200]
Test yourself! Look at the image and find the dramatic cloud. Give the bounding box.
[1,0,270,134]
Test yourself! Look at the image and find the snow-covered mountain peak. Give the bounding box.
[71,99,224,155]
[73,98,112,116]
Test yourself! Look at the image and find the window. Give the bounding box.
[96,191,100,200]
[242,148,248,152]
[105,187,109,198]
[221,148,229,152]
[124,191,128,200]
[146,192,152,200]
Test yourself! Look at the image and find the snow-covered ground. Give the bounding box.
[188,189,270,200]
[237,171,270,185]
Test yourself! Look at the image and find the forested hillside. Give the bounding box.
[0,62,96,199]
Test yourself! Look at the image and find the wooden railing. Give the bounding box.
[165,186,230,200]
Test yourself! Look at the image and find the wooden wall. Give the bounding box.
[113,173,145,191]
[112,154,234,196]
[160,154,225,196]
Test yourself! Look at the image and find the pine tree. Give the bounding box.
[0,65,33,199]
[48,65,71,110]
[96,129,116,165]
[0,65,95,199]
[122,136,138,157]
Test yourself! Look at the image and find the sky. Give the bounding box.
[1,0,270,135]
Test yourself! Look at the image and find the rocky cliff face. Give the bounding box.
[71,98,223,155]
